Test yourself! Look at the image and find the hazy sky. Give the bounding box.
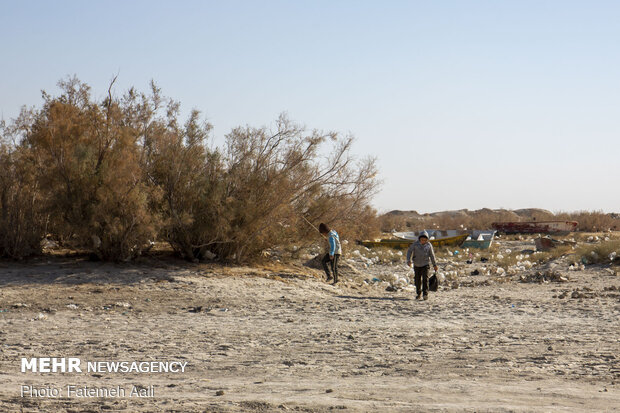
[1,1,619,213]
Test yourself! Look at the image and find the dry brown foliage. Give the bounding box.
[13,77,161,261]
[2,77,380,262]
[214,114,380,261]
[0,135,45,259]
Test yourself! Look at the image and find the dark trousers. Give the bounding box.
[414,265,429,295]
[322,253,340,282]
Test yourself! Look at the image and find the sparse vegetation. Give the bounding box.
[577,240,620,265]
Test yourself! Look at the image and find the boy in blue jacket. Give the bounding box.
[319,223,341,285]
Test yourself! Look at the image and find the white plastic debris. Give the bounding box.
[203,250,217,260]
[590,251,599,260]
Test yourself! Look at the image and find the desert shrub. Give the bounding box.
[146,104,227,261]
[213,115,380,261]
[4,77,381,262]
[0,136,45,259]
[14,77,160,261]
[144,104,380,261]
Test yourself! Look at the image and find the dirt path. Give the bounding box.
[0,258,618,412]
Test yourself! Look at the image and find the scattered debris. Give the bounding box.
[114,302,132,308]
[12,303,30,308]
[535,236,577,251]
[520,270,569,284]
[186,306,225,313]
[33,313,48,321]
[202,250,217,260]
[41,238,59,249]
[570,288,597,299]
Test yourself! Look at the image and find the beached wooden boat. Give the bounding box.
[393,230,496,250]
[393,230,467,241]
[358,234,468,250]
[462,230,497,249]
[492,221,578,235]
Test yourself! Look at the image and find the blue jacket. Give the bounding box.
[328,230,342,255]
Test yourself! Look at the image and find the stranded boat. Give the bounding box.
[492,221,578,235]
[393,229,496,249]
[462,230,497,249]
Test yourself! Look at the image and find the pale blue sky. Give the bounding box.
[1,1,619,213]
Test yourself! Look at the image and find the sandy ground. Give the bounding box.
[0,248,619,412]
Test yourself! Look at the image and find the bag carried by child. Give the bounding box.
[429,272,439,292]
